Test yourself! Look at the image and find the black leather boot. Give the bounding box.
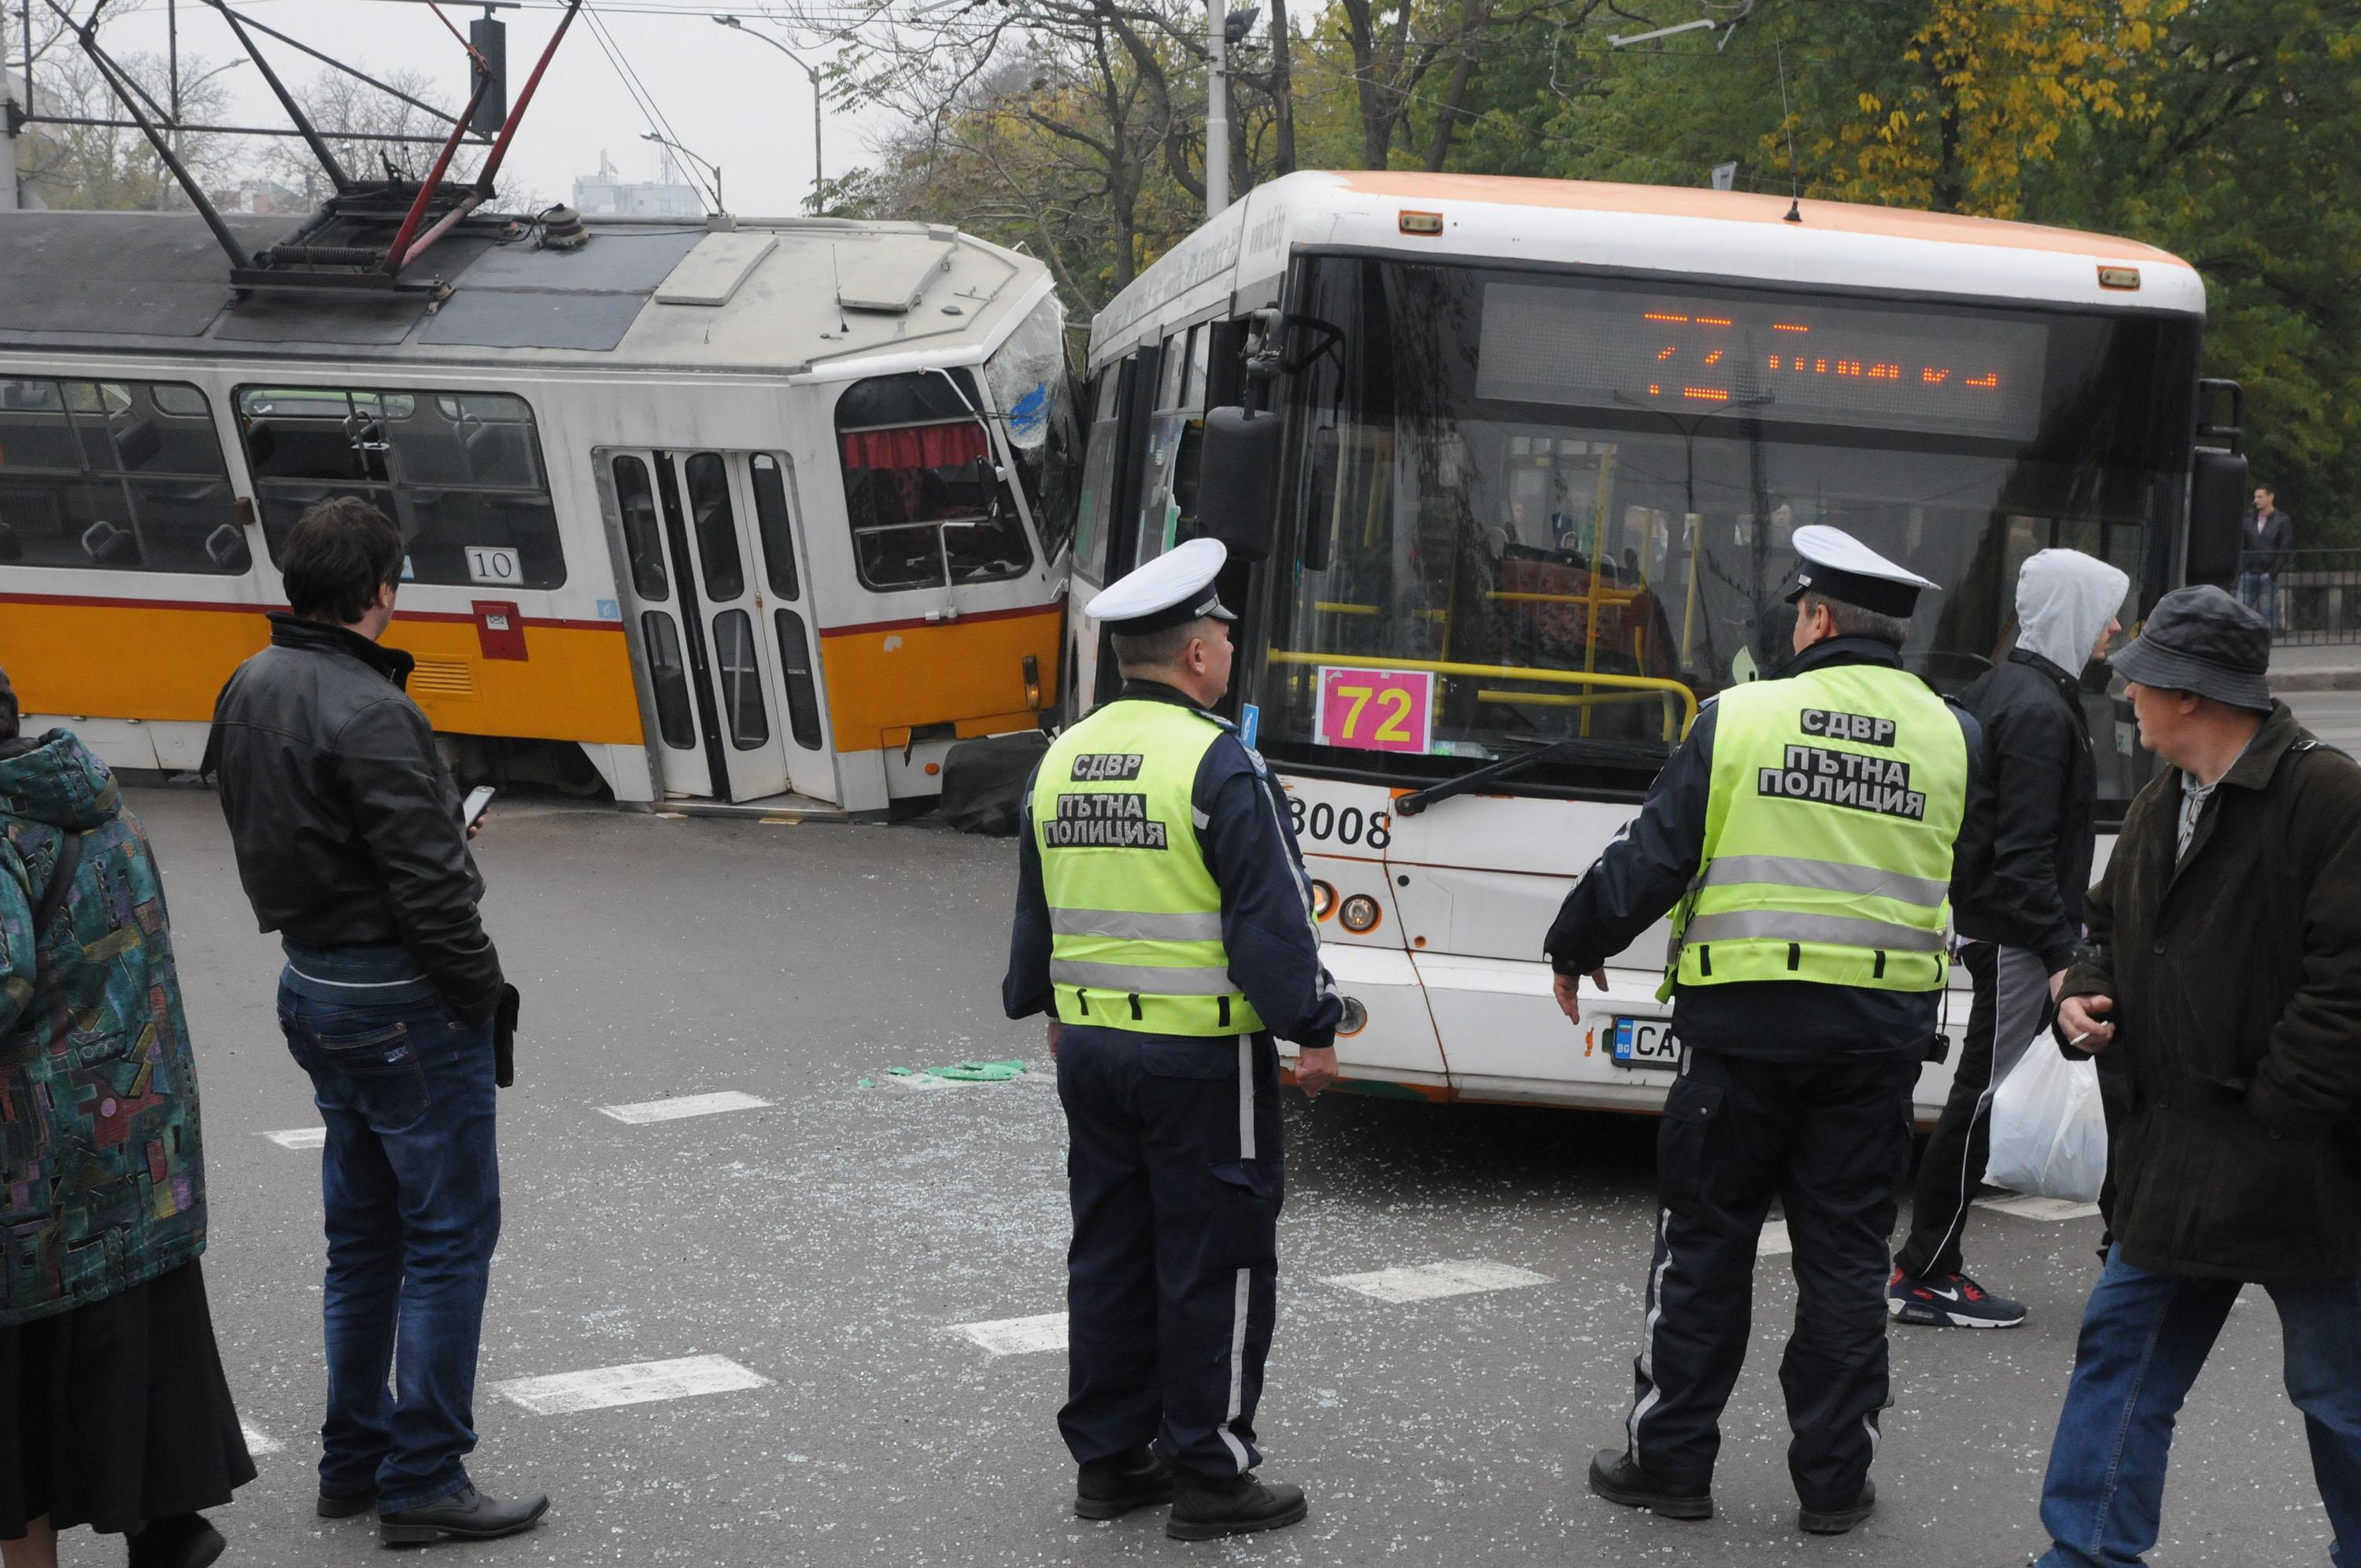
[125,1515,225,1568]
[1166,1470,1308,1540]
[379,1485,549,1546]
[1074,1447,1175,1519]
[1587,1448,1713,1520]
[1798,1478,1876,1534]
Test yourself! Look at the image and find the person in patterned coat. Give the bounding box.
[0,666,252,1568]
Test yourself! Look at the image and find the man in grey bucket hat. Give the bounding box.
[2030,582,2361,1566]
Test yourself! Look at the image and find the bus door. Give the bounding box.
[600,448,834,804]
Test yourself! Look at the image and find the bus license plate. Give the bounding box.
[1611,1016,1682,1070]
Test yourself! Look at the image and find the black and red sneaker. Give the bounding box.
[1887,1267,2027,1328]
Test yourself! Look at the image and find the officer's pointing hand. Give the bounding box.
[2056,991,2115,1053]
[1551,968,1611,1024]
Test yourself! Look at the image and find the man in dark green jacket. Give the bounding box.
[2035,585,2361,1568]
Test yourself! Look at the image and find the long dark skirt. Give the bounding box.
[0,1259,256,1536]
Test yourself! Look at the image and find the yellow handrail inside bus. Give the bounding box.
[1267,650,1699,736]
[1475,688,1668,710]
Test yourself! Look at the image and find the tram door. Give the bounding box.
[601,448,836,804]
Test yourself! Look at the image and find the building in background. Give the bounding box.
[571,149,699,217]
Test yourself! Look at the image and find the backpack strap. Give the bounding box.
[31,828,83,935]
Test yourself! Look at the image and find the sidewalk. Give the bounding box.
[2270,641,2361,692]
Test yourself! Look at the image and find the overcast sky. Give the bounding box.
[39,0,892,218]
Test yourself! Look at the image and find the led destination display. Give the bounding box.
[1476,282,2049,440]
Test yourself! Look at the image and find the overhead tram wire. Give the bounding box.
[576,1,719,208]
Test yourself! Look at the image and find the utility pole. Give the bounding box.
[1205,0,1229,215]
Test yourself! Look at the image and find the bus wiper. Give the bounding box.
[1394,736,1669,817]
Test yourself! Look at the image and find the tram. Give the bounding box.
[0,207,1073,814]
[1070,170,2250,1116]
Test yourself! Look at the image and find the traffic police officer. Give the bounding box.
[1003,537,1343,1541]
[1546,526,1990,1537]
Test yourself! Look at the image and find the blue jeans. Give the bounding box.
[2238,570,2279,633]
[2037,1247,2361,1566]
[279,983,502,1514]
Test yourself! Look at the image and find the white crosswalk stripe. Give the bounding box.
[493,1355,772,1415]
[949,1312,1070,1356]
[1976,1194,2102,1222]
[1321,1260,1550,1303]
[239,1418,281,1455]
[597,1091,773,1125]
[261,1127,325,1150]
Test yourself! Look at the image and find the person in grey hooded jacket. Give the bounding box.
[1888,548,2129,1329]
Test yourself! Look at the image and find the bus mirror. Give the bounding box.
[2186,447,2248,588]
[1196,404,1282,561]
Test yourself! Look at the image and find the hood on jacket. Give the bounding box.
[2016,548,2131,676]
[0,728,123,832]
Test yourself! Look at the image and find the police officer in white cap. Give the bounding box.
[1545,526,1991,1537]
[1003,537,1342,1540]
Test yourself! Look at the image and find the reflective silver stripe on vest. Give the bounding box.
[1679,909,1945,954]
[1047,909,1227,942]
[1700,854,1949,909]
[1051,958,1240,994]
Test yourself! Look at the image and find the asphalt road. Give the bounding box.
[2285,689,2361,754]
[105,785,2334,1568]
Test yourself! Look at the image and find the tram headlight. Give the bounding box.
[1339,894,1383,934]
[1338,996,1369,1036]
[1311,880,1339,921]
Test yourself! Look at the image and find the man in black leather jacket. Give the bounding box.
[209,497,547,1545]
[1890,548,2127,1330]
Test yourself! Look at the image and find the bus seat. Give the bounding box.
[203,523,251,573]
[112,416,162,473]
[244,421,279,468]
[465,421,530,487]
[81,520,141,566]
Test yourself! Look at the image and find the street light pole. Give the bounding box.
[641,130,722,215]
[713,15,823,215]
[1205,0,1228,214]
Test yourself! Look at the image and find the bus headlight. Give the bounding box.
[1311,880,1339,921]
[1339,894,1383,933]
[1339,996,1369,1035]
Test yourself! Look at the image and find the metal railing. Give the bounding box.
[2253,549,2361,645]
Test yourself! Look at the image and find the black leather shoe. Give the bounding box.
[1587,1448,1713,1520]
[318,1490,377,1520]
[127,1515,225,1568]
[1075,1447,1175,1519]
[379,1486,549,1546]
[1798,1478,1876,1534]
[1166,1470,1308,1540]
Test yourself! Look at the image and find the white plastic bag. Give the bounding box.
[1983,1040,2109,1203]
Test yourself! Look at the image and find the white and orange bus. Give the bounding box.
[0,207,1074,815]
[1070,171,2250,1116]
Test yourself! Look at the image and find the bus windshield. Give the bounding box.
[1243,256,2200,813]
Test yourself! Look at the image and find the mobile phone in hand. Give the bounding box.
[460,784,497,832]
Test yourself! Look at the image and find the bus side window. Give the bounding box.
[238,386,564,588]
[0,377,242,574]
[1073,369,1121,584]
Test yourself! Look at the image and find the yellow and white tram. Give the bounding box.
[0,208,1073,814]
[1073,170,2249,1117]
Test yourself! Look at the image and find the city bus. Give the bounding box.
[1070,170,2247,1116]
[0,207,1074,816]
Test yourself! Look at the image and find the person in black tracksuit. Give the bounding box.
[1892,549,2128,1328]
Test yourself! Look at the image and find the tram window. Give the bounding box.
[683,452,745,601]
[985,293,1078,563]
[711,610,770,748]
[238,386,563,589]
[835,371,1033,592]
[774,608,824,751]
[611,456,669,600]
[641,611,696,749]
[0,378,244,574]
[749,455,800,601]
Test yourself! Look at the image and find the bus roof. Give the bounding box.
[0,209,1051,381]
[1091,170,2204,354]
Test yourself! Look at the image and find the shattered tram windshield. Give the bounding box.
[1242,256,2198,812]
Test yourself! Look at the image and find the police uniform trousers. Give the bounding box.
[1628,1044,1919,1508]
[1055,1024,1282,1479]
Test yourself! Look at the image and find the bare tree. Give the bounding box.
[259,65,479,210]
[16,46,240,210]
[1328,0,1605,171]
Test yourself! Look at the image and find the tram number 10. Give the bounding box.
[1287,797,1393,850]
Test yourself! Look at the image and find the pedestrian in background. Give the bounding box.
[0,669,253,1568]
[207,498,545,1546]
[1891,548,2126,1330]
[2036,586,2361,1567]
[1552,527,1991,1537]
[2238,484,2293,634]
[1003,538,1341,1541]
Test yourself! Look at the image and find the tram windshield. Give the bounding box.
[1243,256,2200,813]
